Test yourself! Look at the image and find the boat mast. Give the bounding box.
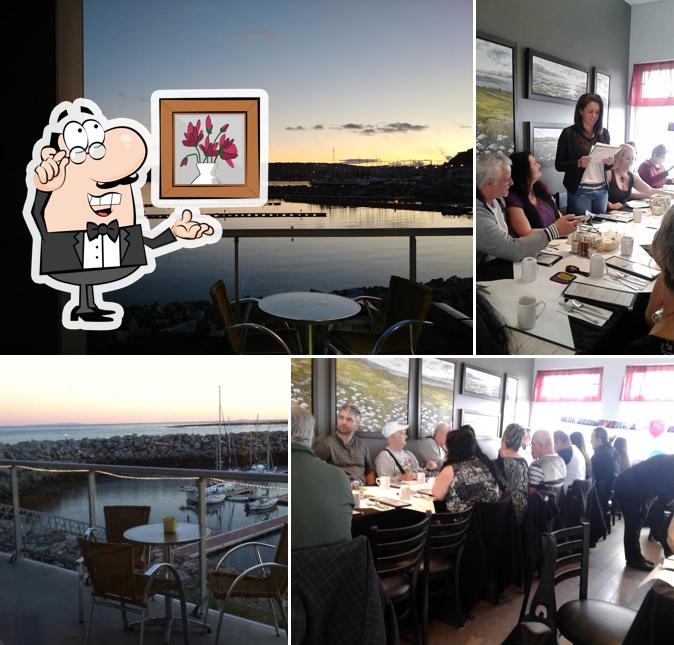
[216,386,222,471]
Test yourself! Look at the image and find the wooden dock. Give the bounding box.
[178,515,287,557]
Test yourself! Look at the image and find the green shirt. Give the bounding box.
[291,442,354,550]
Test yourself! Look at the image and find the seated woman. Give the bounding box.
[624,205,674,354]
[607,144,655,210]
[432,427,499,512]
[494,423,528,523]
[505,152,561,237]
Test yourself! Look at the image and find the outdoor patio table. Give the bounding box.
[124,522,211,643]
[478,208,663,353]
[258,291,361,354]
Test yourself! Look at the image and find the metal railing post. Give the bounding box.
[234,236,240,304]
[409,235,417,282]
[10,466,22,562]
[87,470,96,530]
[198,476,208,619]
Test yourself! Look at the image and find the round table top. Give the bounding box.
[123,522,210,546]
[259,291,361,323]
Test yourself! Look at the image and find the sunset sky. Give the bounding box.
[0,357,288,426]
[83,0,472,164]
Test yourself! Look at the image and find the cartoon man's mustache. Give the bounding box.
[96,173,139,190]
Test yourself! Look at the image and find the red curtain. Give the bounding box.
[628,60,674,106]
[620,364,674,401]
[533,368,603,403]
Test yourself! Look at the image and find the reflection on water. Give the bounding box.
[119,201,472,304]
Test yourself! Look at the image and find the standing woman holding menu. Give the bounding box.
[555,93,613,215]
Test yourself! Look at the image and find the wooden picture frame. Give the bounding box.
[151,89,268,207]
[527,49,588,105]
[525,122,565,168]
[459,409,501,437]
[476,33,517,156]
[592,68,610,128]
[461,364,503,400]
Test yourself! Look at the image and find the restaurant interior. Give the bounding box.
[291,356,674,644]
[476,0,674,355]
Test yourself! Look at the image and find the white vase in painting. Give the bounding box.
[192,162,219,185]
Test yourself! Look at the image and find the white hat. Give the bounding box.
[382,420,409,438]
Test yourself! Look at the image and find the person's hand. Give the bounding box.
[171,209,215,239]
[578,156,591,168]
[34,148,69,192]
[554,214,578,237]
[425,460,437,471]
[608,202,623,211]
[400,471,416,482]
[603,156,614,166]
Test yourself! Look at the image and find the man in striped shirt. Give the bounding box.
[528,430,567,494]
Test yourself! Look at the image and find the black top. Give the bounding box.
[555,125,610,194]
[591,442,619,502]
[623,334,674,355]
[607,170,635,205]
[557,446,573,465]
[631,455,674,499]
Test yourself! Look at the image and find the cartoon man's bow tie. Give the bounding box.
[86,220,120,242]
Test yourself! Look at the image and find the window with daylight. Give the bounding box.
[335,358,410,433]
[532,367,603,403]
[628,61,674,106]
[620,364,674,402]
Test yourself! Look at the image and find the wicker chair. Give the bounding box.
[78,538,189,645]
[204,522,288,644]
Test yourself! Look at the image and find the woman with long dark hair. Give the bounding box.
[432,427,499,511]
[555,93,613,215]
[570,431,592,479]
[506,152,561,237]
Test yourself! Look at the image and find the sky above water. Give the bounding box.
[0,356,288,425]
[83,0,472,163]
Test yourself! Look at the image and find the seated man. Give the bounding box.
[476,151,577,265]
[313,404,375,485]
[638,144,673,188]
[375,421,438,482]
[553,430,586,489]
[528,429,567,494]
[291,405,354,550]
[417,422,450,471]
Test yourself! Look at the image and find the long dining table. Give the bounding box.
[478,205,668,354]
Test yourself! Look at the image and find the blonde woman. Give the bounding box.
[607,144,656,210]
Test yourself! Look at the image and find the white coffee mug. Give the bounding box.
[400,484,412,500]
[353,490,361,508]
[416,472,426,484]
[589,253,606,278]
[633,209,643,224]
[621,236,634,256]
[376,475,390,489]
[517,295,545,330]
[521,256,538,283]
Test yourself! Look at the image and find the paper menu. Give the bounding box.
[588,142,620,160]
[563,281,637,309]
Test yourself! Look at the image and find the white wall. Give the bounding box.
[629,0,674,67]
[531,357,674,462]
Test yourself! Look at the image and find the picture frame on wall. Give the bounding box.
[459,409,501,437]
[476,33,516,156]
[461,364,503,400]
[501,375,518,433]
[525,122,566,168]
[527,49,589,104]
[592,68,611,127]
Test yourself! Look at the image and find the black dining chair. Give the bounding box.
[421,507,472,644]
[368,510,432,645]
[515,521,636,645]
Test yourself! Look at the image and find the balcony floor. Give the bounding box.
[0,552,285,645]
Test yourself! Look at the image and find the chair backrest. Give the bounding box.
[524,521,590,631]
[210,279,241,353]
[272,523,289,593]
[384,275,433,334]
[103,505,151,569]
[78,538,137,602]
[429,508,472,562]
[368,511,432,581]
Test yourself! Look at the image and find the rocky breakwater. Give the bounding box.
[0,431,288,498]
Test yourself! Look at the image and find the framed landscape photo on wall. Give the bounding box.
[151,89,268,207]
[592,68,611,127]
[527,49,589,104]
[501,375,518,433]
[476,33,516,156]
[459,409,501,437]
[525,122,565,168]
[461,364,503,400]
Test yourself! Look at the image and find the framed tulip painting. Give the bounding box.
[151,89,268,207]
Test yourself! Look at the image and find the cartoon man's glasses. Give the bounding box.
[69,143,106,164]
